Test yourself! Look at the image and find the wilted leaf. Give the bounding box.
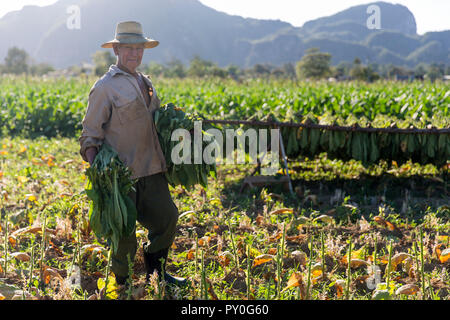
[385,221,396,231]
[253,254,275,267]
[390,253,412,271]
[283,272,306,298]
[373,215,385,224]
[186,249,195,260]
[11,226,57,237]
[255,215,265,226]
[269,208,294,215]
[310,263,324,284]
[286,235,306,244]
[43,267,63,284]
[81,244,107,256]
[218,255,230,266]
[268,232,282,243]
[49,240,65,256]
[351,247,366,260]
[87,294,98,300]
[198,236,210,247]
[377,255,389,265]
[219,251,233,266]
[341,247,367,265]
[10,252,30,262]
[335,279,346,298]
[296,216,310,225]
[97,276,119,300]
[311,263,323,273]
[286,272,303,288]
[291,251,307,266]
[0,282,22,300]
[313,215,334,224]
[373,216,396,231]
[8,235,16,247]
[372,289,391,300]
[395,284,419,296]
[402,257,413,273]
[311,270,323,284]
[437,247,450,263]
[349,259,370,268]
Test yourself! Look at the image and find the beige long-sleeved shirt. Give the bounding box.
[79,65,167,179]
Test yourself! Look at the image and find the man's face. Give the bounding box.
[113,43,145,72]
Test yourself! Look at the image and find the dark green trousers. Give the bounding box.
[111,172,179,278]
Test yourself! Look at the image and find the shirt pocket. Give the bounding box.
[113,94,148,125]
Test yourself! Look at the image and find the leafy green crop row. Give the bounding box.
[1,77,448,139]
[158,78,449,125]
[0,77,87,137]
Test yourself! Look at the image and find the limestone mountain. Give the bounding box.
[0,0,447,69]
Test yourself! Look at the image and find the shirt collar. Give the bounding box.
[109,64,134,77]
[108,64,153,87]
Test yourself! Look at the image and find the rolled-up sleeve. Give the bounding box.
[79,84,111,161]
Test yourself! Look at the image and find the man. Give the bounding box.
[79,21,186,287]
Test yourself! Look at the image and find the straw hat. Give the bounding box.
[101,21,159,49]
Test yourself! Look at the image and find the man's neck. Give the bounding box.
[116,63,138,76]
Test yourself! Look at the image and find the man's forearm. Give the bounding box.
[85,147,98,165]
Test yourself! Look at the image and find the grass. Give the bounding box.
[0,136,448,300]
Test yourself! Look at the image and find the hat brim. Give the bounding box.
[101,37,159,49]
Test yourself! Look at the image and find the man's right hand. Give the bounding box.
[85,147,98,165]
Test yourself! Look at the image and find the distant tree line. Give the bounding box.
[1,46,448,82]
[143,49,449,82]
[143,56,298,80]
[293,47,449,82]
[0,47,54,76]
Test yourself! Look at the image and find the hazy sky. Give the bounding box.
[0,0,449,35]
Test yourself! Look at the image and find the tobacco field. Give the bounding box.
[0,76,448,300]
